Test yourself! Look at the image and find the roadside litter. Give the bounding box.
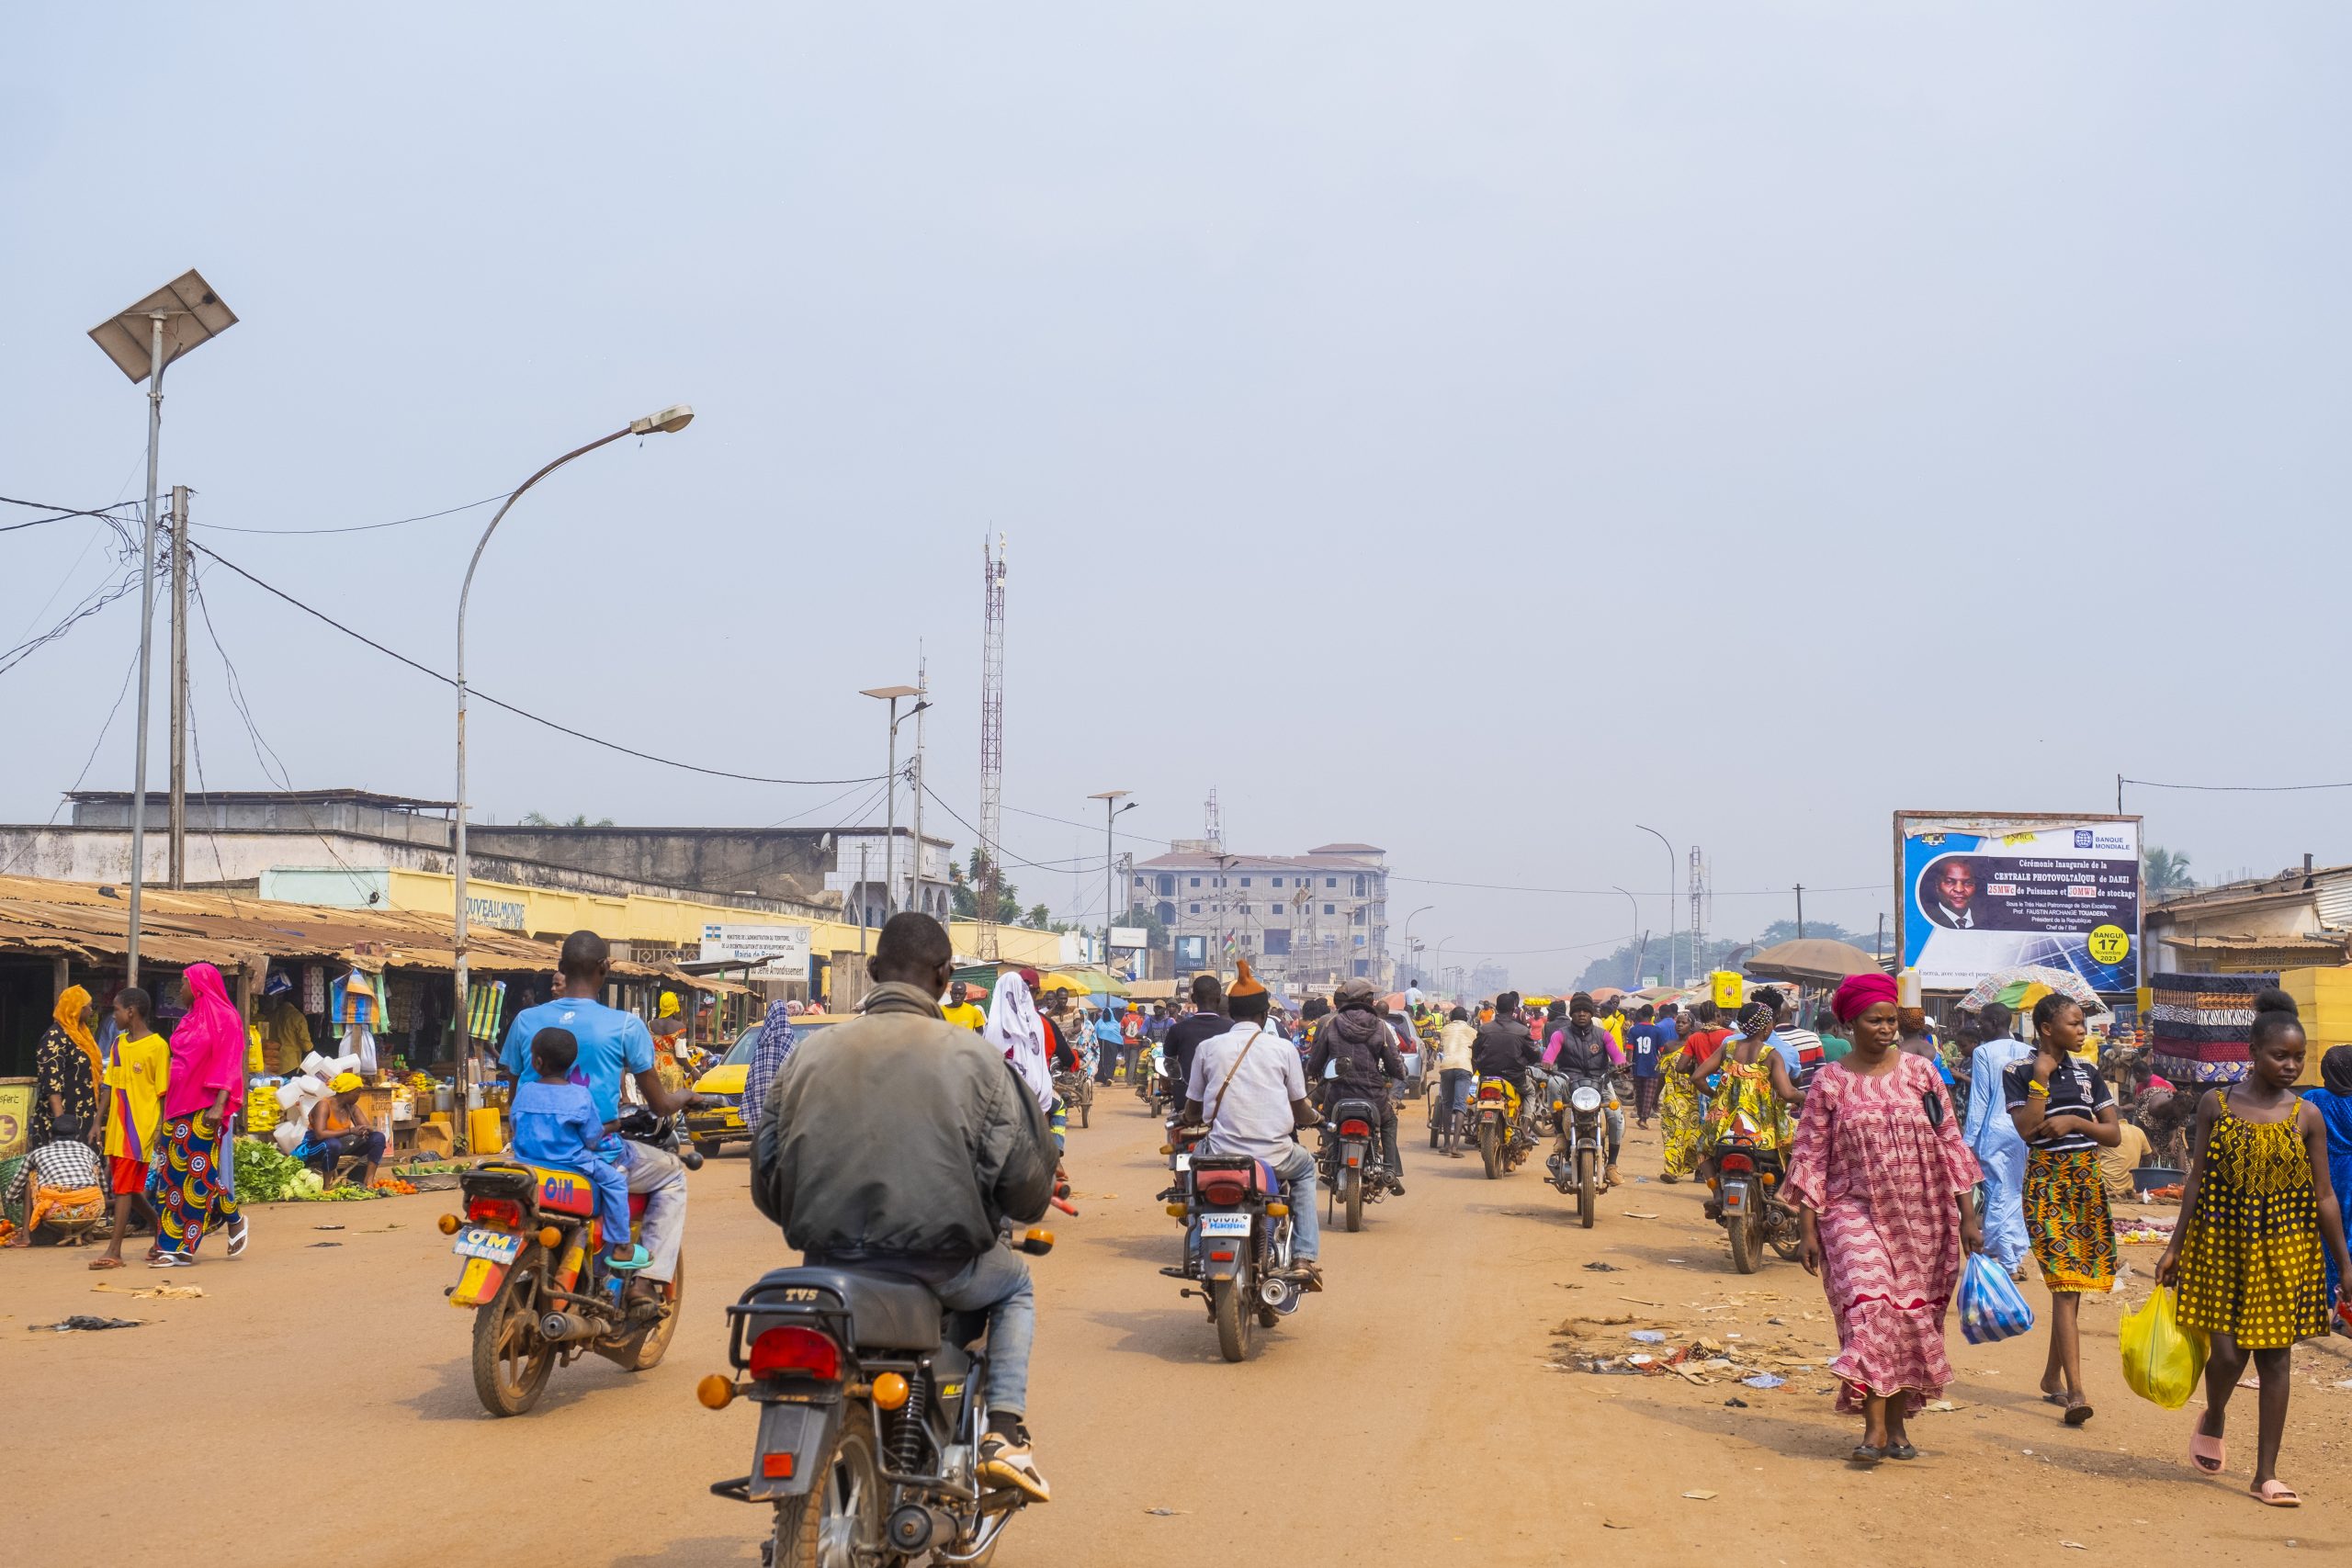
[31,1315,143,1333]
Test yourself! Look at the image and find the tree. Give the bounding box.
[519,810,613,828]
[2144,845,2195,899]
[949,849,1023,924]
[1023,903,1053,931]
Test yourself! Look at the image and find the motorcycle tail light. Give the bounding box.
[1719,1154,1754,1174]
[1209,1250,1236,1262]
[749,1325,842,1382]
[1339,1119,1372,1137]
[466,1198,525,1229]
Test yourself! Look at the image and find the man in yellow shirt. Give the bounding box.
[93,986,171,1270]
[2099,1117,2154,1202]
[940,979,988,1032]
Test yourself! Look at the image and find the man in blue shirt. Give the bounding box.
[1624,1004,1671,1129]
[499,931,701,1319]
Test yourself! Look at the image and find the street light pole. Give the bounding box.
[1089,791,1135,980]
[125,312,164,982]
[455,406,693,1137]
[1401,904,1434,987]
[1634,823,1677,985]
[860,685,926,921]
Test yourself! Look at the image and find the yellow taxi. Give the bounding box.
[685,1014,848,1156]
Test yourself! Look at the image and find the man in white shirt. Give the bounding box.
[1182,960,1322,1290]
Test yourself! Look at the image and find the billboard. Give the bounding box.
[699,922,813,976]
[1894,813,2141,994]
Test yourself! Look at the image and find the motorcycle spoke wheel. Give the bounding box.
[771,1419,883,1568]
[1213,1278,1257,1362]
[469,1249,552,1416]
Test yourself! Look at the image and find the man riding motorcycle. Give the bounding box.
[750,912,1057,1502]
[1181,959,1323,1292]
[1543,991,1627,1189]
[1305,978,1408,1193]
[498,931,701,1321]
[1470,990,1541,1126]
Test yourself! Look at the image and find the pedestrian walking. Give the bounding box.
[1962,1002,2032,1280]
[2303,1043,2352,1308]
[1625,1003,1668,1128]
[2157,994,2351,1506]
[151,963,249,1266]
[741,999,798,1145]
[32,984,101,1153]
[92,987,167,1269]
[2004,994,2120,1426]
[1785,972,1982,1465]
[1659,1000,1724,1182]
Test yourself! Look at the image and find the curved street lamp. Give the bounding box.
[1400,903,1434,988]
[1634,823,1678,984]
[453,405,695,1140]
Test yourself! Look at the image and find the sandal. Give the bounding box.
[1886,1441,1919,1461]
[226,1218,249,1259]
[87,1255,126,1270]
[2064,1399,2095,1427]
[1849,1443,1885,1467]
[2189,1432,2226,1475]
[2252,1480,2301,1507]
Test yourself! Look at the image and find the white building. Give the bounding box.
[1134,840,1391,998]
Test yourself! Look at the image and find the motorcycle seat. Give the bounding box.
[1329,1098,1381,1126]
[1192,1158,1280,1204]
[481,1161,601,1218]
[749,1266,943,1351]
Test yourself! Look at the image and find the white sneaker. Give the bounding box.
[978,1430,1051,1503]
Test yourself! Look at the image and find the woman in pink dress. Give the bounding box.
[1785,971,1983,1465]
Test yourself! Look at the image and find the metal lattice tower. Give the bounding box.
[978,534,1008,958]
[1688,844,1707,972]
[1204,787,1223,854]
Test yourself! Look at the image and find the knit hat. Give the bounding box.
[1229,958,1267,999]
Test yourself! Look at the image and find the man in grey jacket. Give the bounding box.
[752,912,1057,1502]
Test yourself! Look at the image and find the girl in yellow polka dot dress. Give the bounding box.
[2156,992,2352,1508]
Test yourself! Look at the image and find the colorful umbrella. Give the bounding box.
[1957,964,2106,1015]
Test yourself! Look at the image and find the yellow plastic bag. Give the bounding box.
[2120,1286,2207,1409]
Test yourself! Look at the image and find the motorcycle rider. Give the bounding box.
[1180,959,1323,1292]
[1306,977,1408,1193]
[1470,990,1541,1127]
[498,931,700,1321]
[1545,991,1628,1189]
[1165,972,1228,1088]
[752,913,1057,1502]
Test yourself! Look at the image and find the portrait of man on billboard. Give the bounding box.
[1921,855,1986,929]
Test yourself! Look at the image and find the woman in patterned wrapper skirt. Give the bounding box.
[1785,972,1982,1467]
[2157,994,2352,1508]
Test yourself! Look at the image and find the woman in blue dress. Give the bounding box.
[1962,1003,2033,1280]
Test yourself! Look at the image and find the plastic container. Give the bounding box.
[467,1107,504,1155]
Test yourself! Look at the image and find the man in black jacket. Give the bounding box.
[1306,978,1408,1190]
[1163,972,1229,1089]
[1472,990,1540,1080]
[752,913,1057,1502]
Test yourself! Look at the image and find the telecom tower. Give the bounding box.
[978,534,1008,958]
[1688,844,1707,975]
[1203,787,1223,853]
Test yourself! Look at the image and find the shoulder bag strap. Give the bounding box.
[1207,1026,1266,1130]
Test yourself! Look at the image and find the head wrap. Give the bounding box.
[52,984,99,1081]
[657,992,682,1019]
[984,971,1054,1113]
[173,962,250,1112]
[332,1072,365,1093]
[1831,971,1899,1023]
[2323,1043,2352,1097]
[1229,959,1267,999]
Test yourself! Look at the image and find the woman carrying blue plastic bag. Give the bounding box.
[1959,1249,2036,1343]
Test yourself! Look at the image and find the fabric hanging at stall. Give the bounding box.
[2147,971,2274,1086]
[467,979,507,1043]
[303,964,328,1014]
[330,969,383,1075]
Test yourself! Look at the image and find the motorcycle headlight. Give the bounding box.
[1569,1086,1603,1112]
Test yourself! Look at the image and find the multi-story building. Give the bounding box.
[1134,840,1390,997]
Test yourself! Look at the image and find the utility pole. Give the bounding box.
[1794,884,1805,940]
[858,844,870,959]
[1875,911,1884,961]
[910,651,928,919]
[167,484,190,889]
[978,536,1007,956]
[126,314,164,983]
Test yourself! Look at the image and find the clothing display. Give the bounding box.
[2148,971,2277,1087]
[303,964,328,1014]
[468,980,508,1042]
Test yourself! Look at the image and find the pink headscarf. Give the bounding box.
[162,962,250,1121]
[1830,971,1898,1023]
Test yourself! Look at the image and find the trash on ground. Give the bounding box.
[309,1241,342,1248]
[91,1281,203,1300]
[31,1315,143,1332]
[1683,1490,1718,1501]
[313,1224,345,1231]
[1742,1372,1786,1390]
[1144,1507,1186,1517]
[1623,1212,1660,1220]
[1922,1399,1963,1412]
[1724,1396,1749,1408]
[1583,1261,1623,1272]
[1630,1329,1668,1344]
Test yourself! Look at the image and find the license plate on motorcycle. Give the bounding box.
[1172,1153,1191,1170]
[1198,1213,1253,1236]
[452,1226,522,1263]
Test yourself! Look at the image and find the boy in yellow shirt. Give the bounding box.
[93,986,170,1270]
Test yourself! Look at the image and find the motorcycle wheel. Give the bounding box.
[1577,1150,1597,1230]
[770,1413,884,1568]
[469,1246,553,1417]
[1728,1196,1761,1274]
[1344,1166,1363,1233]
[692,1138,721,1161]
[1080,1097,1091,1129]
[1213,1278,1257,1362]
[1478,1121,1500,1179]
[1428,1111,1441,1149]
[1770,1226,1806,1263]
[601,1251,685,1371]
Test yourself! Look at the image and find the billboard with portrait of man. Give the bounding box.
[1894,812,2142,994]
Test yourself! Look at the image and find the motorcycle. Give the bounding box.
[1161,1146,1303,1361]
[1135,1044,1177,1116]
[1317,1095,1390,1233]
[441,1107,701,1416]
[1545,1079,1608,1229]
[1051,1068,1094,1130]
[701,1224,1057,1567]
[1471,1076,1519,1179]
[1710,1133,1804,1273]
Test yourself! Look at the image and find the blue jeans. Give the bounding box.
[1266,1141,1321,1262]
[1440,1068,1472,1120]
[932,1244,1035,1418]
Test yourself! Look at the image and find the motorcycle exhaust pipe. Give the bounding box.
[888,1504,956,1553]
[1261,1275,1301,1315]
[538,1309,599,1343]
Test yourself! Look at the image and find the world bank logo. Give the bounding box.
[2074,829,2094,849]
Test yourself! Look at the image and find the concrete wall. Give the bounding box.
[70,795,452,846]
[466,826,844,906]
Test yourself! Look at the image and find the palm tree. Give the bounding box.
[2143,845,2194,900]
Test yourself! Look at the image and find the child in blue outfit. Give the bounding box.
[511,1026,648,1273]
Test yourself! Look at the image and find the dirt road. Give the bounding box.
[7,1090,2346,1565]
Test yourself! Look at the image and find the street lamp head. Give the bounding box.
[628,404,695,435]
[89,269,237,384]
[860,685,921,701]
[1087,790,1131,802]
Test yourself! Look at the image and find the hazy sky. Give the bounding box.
[5,5,2347,986]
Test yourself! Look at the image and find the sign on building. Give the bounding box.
[699,922,814,976]
[1109,926,1148,951]
[1894,812,2142,994]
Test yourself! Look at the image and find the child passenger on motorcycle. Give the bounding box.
[512,1027,650,1276]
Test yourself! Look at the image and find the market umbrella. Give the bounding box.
[1589,986,1627,1004]
[1382,992,1408,1011]
[1040,969,1131,999]
[1957,964,2105,1015]
[1743,939,1882,985]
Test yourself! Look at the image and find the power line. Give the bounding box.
[1386,873,1881,898]
[922,783,1106,875]
[0,637,142,877]
[0,568,140,679]
[2122,775,2352,795]
[191,490,513,536]
[190,539,888,788]
[0,494,141,534]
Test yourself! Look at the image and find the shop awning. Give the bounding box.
[1040,969,1129,998]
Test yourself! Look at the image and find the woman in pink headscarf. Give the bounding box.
[152,963,249,1266]
[1783,971,1983,1465]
